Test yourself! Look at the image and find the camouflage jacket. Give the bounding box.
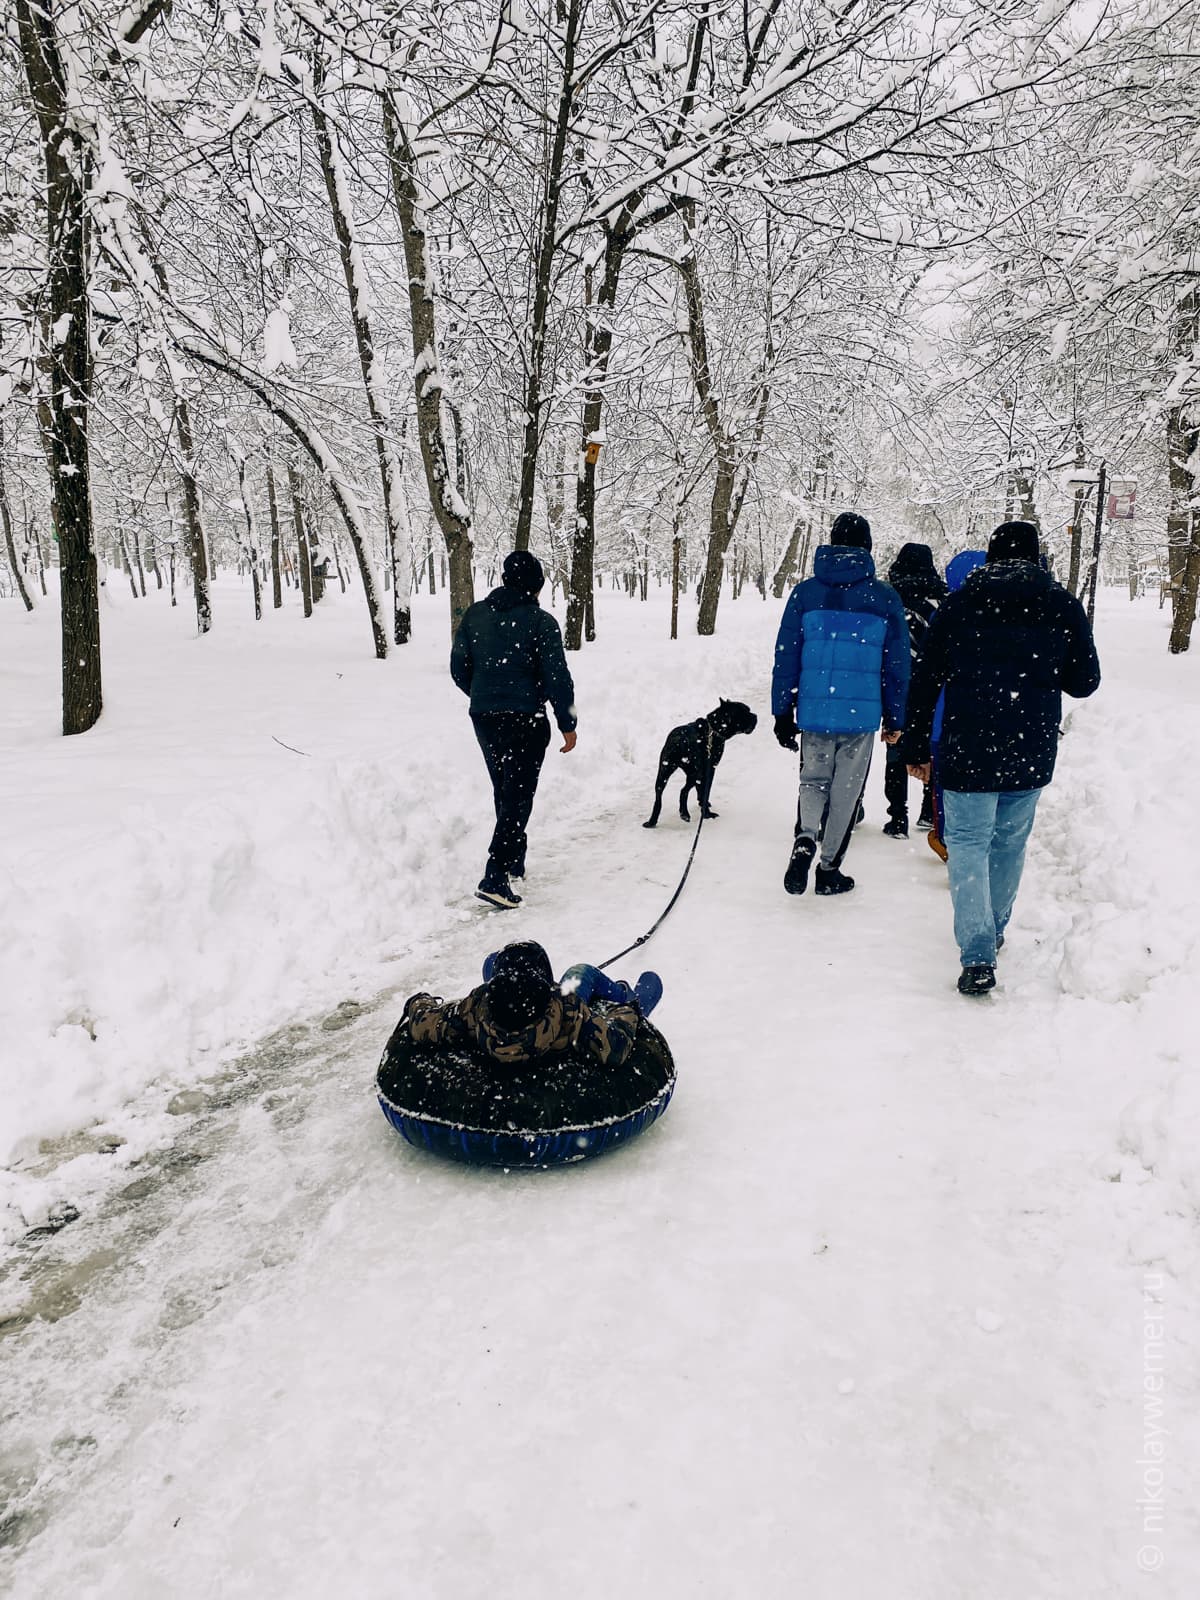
[402,985,640,1067]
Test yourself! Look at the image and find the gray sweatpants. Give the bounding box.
[796,730,874,871]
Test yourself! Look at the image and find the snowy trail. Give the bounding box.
[3,598,1198,1597]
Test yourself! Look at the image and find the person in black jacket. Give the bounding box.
[883,542,946,837]
[901,521,1100,995]
[451,551,577,908]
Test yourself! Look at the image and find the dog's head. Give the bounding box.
[714,699,758,737]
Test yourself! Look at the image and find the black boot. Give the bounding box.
[957,964,996,995]
[815,866,855,895]
[476,876,522,910]
[784,836,816,895]
[882,817,908,839]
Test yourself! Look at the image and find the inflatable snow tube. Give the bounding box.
[375,1019,676,1168]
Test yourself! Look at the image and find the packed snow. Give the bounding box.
[1,579,1198,1596]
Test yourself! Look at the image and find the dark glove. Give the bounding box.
[774,711,799,752]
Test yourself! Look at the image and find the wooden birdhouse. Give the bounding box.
[584,440,602,466]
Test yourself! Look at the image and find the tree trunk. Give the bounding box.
[266,463,283,609]
[696,454,738,634]
[312,52,407,644]
[1166,288,1200,643]
[772,516,805,598]
[382,90,473,633]
[567,232,627,649]
[18,0,101,732]
[514,0,581,551]
[0,452,34,612]
[288,464,313,619]
[173,397,211,634]
[234,458,263,621]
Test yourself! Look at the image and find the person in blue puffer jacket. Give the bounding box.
[772,512,910,896]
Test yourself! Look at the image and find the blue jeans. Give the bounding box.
[942,789,1042,966]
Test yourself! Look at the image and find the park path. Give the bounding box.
[1,614,1193,1600]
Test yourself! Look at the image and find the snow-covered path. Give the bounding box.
[2,594,1197,1598]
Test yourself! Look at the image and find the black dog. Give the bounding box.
[644,699,758,827]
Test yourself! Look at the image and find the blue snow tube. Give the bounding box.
[375,1019,676,1168]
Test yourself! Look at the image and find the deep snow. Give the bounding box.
[1,577,1198,1597]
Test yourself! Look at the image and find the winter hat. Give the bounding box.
[945,549,987,593]
[486,942,555,1031]
[888,541,937,582]
[987,521,1040,564]
[489,941,554,987]
[502,550,545,595]
[828,511,872,551]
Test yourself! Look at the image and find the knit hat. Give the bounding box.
[888,541,937,581]
[987,521,1040,564]
[501,550,545,595]
[486,941,555,1031]
[828,511,872,551]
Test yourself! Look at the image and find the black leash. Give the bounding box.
[597,811,706,971]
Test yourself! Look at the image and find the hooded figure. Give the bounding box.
[451,552,578,907]
[881,542,948,836]
[771,512,910,897]
[900,521,1100,995]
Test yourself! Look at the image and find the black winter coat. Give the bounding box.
[450,587,578,732]
[887,545,946,662]
[900,561,1100,792]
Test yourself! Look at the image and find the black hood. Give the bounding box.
[485,586,538,613]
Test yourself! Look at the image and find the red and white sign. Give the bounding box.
[1107,479,1137,520]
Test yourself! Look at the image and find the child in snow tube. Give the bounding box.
[401,941,662,1068]
[379,943,672,1164]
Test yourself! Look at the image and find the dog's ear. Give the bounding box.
[720,697,728,706]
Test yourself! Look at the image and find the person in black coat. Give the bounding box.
[883,542,946,836]
[451,551,577,908]
[901,521,1100,995]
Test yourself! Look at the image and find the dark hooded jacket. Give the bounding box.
[450,587,577,732]
[887,543,947,661]
[900,561,1100,792]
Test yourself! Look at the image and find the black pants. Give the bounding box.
[884,742,932,822]
[472,712,552,883]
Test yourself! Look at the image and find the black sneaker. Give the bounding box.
[957,964,996,995]
[882,818,908,839]
[815,866,855,895]
[476,878,522,910]
[855,802,865,826]
[916,810,934,831]
[784,837,816,895]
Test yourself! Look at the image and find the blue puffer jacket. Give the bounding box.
[772,547,910,735]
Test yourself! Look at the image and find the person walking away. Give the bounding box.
[882,542,946,837]
[900,521,1100,995]
[925,548,987,861]
[772,511,910,896]
[451,551,577,909]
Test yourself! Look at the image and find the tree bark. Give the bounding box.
[0,451,34,612]
[265,463,283,609]
[1166,288,1200,648]
[234,458,263,621]
[288,464,313,619]
[312,52,408,643]
[382,90,474,633]
[514,0,581,552]
[17,0,101,732]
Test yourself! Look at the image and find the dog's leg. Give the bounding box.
[678,773,692,822]
[644,757,674,828]
[699,759,718,819]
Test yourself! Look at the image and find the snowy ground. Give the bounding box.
[1,578,1198,1597]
